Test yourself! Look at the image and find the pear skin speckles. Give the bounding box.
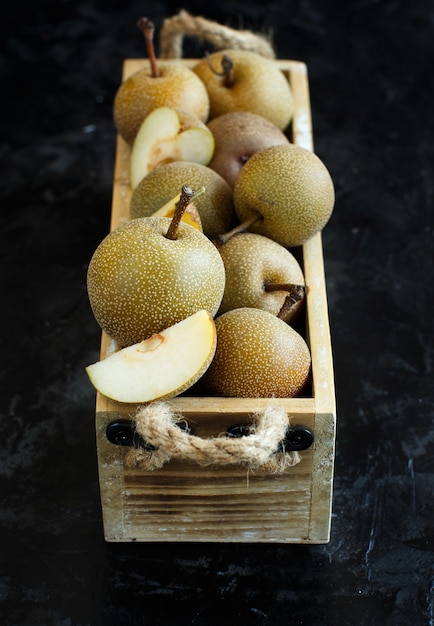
[217,232,305,322]
[203,307,311,398]
[113,64,210,144]
[206,111,290,188]
[87,217,225,347]
[193,49,294,131]
[129,161,237,241]
[233,144,335,248]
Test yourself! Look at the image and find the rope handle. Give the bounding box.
[159,10,276,59]
[124,402,302,473]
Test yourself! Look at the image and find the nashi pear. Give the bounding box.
[87,214,225,347]
[113,18,209,144]
[233,144,335,248]
[207,111,290,187]
[193,49,294,131]
[130,161,237,240]
[202,307,311,398]
[217,232,305,323]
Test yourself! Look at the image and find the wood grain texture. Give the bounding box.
[95,59,336,543]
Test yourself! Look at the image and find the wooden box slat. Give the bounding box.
[94,59,336,543]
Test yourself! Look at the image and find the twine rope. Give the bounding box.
[125,402,301,473]
[159,10,275,59]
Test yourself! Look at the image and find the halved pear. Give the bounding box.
[130,107,215,189]
[151,192,203,231]
[86,310,217,403]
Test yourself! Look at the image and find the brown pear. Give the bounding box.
[113,18,209,144]
[207,111,290,187]
[202,307,311,398]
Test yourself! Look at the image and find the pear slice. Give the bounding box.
[86,310,217,403]
[130,107,215,189]
[151,192,203,231]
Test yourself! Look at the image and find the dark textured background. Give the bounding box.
[1,1,433,624]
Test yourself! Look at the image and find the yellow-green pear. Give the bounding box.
[193,49,293,131]
[233,144,335,248]
[87,187,225,347]
[130,161,237,240]
[113,18,209,144]
[216,232,305,323]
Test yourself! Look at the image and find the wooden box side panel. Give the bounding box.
[97,408,334,543]
[95,59,336,543]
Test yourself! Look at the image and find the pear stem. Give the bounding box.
[264,283,305,295]
[221,54,235,87]
[205,52,235,88]
[137,17,160,78]
[276,285,307,320]
[214,214,262,246]
[165,186,205,240]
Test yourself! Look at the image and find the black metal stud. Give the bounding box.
[106,420,156,450]
[279,425,314,452]
[226,423,252,438]
[106,419,194,451]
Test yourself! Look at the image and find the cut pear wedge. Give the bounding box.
[130,107,215,189]
[86,310,217,403]
[151,192,203,231]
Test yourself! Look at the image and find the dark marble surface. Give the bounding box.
[1,1,433,624]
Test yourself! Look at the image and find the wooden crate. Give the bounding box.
[94,59,336,543]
